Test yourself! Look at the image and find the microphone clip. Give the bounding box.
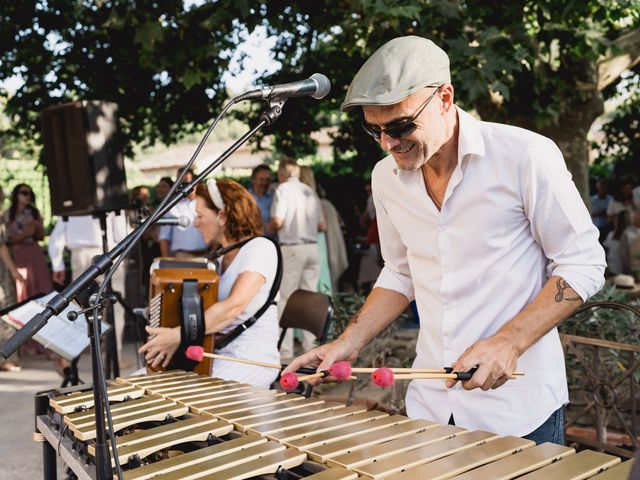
[259,97,287,125]
[67,293,118,321]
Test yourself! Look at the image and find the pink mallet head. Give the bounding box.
[329,361,352,380]
[279,372,300,391]
[372,367,395,388]
[185,345,204,362]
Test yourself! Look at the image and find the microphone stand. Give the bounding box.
[0,96,286,479]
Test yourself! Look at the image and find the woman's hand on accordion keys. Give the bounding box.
[138,326,181,369]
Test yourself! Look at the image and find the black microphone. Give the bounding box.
[132,216,191,227]
[237,73,331,101]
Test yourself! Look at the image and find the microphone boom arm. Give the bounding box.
[0,100,283,361]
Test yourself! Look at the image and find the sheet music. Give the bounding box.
[1,291,111,361]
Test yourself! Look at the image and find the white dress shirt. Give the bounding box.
[271,178,322,245]
[48,213,129,272]
[372,107,605,436]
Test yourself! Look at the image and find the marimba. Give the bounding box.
[35,370,635,479]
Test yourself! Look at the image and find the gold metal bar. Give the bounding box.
[306,418,437,463]
[327,424,467,470]
[268,410,389,443]
[392,436,535,480]
[450,442,575,480]
[353,429,499,479]
[120,435,266,480]
[589,459,634,480]
[72,404,188,441]
[287,415,413,450]
[515,450,622,480]
[140,442,286,480]
[247,404,366,436]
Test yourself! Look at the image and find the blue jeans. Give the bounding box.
[523,407,564,445]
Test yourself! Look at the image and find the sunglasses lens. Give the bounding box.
[362,120,417,140]
[385,122,416,139]
[361,122,381,140]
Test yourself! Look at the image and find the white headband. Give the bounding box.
[206,179,225,210]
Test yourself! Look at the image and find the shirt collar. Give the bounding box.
[455,105,485,162]
[393,106,485,184]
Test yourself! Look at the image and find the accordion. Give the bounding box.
[147,257,218,375]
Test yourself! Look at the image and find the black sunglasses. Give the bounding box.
[361,86,442,141]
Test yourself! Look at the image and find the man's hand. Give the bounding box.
[446,333,519,391]
[52,270,65,285]
[283,338,359,385]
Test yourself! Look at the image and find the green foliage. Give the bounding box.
[0,1,264,155]
[560,285,640,393]
[0,0,637,183]
[259,0,639,177]
[590,72,640,181]
[560,285,640,343]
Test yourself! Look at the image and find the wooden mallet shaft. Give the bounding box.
[352,367,524,376]
[196,351,282,369]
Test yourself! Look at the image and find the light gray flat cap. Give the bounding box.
[341,36,450,112]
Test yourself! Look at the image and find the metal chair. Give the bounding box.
[277,289,334,397]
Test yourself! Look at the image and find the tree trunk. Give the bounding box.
[545,125,592,206]
[542,90,604,206]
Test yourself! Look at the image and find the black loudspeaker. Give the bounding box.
[40,101,129,216]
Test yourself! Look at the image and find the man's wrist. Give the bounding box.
[493,329,525,358]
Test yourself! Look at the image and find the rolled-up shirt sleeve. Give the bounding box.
[158,225,173,243]
[371,170,415,302]
[523,138,605,301]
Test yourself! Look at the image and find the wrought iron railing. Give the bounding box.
[561,300,640,458]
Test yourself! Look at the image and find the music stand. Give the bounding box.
[0,291,111,387]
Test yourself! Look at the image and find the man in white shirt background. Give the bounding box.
[269,158,325,359]
[158,168,208,258]
[48,211,129,358]
[286,36,605,444]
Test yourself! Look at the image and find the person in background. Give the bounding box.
[5,184,52,302]
[590,179,613,243]
[269,158,325,359]
[621,211,640,280]
[139,179,281,387]
[249,165,275,238]
[299,166,331,294]
[607,180,636,224]
[154,176,174,207]
[604,211,628,276]
[158,168,208,258]
[0,186,24,371]
[48,211,129,357]
[127,185,160,313]
[356,182,383,290]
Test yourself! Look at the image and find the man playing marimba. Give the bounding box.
[286,36,606,444]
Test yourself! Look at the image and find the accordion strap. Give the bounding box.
[213,236,283,349]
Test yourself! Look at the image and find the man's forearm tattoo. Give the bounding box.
[554,278,581,302]
[349,310,363,325]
